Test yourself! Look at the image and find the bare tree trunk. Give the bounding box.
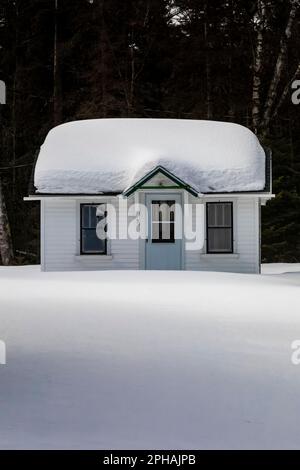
[53,0,62,125]
[12,1,19,202]
[204,1,212,119]
[0,179,14,266]
[205,30,212,120]
[127,28,135,116]
[94,0,108,117]
[252,0,266,134]
[227,0,235,121]
[262,0,300,134]
[103,1,152,116]
[100,0,107,118]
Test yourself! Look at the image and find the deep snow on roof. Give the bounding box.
[34,119,266,194]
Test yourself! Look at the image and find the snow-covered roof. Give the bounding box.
[34,119,266,194]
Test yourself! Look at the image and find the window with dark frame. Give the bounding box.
[80,204,107,255]
[206,202,233,253]
[151,201,175,243]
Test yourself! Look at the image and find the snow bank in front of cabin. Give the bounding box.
[0,266,299,449]
[262,263,300,275]
[34,119,266,194]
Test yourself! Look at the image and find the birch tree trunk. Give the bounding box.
[262,0,300,134]
[252,0,266,134]
[0,179,14,266]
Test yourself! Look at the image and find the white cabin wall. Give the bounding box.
[43,197,139,271]
[42,193,260,273]
[184,194,260,273]
[43,199,76,271]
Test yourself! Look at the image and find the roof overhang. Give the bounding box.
[25,157,274,201]
[24,192,275,201]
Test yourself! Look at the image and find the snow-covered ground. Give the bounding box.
[262,263,300,275]
[0,264,299,450]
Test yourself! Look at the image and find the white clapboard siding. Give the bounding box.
[184,195,260,273]
[42,198,139,271]
[42,192,260,273]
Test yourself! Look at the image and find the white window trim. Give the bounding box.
[74,255,113,261]
[200,253,240,259]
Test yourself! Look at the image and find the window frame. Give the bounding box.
[151,200,176,244]
[206,202,233,254]
[80,203,107,255]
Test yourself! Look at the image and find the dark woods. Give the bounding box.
[0,0,299,264]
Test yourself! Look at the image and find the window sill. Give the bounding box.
[200,253,240,259]
[75,255,113,261]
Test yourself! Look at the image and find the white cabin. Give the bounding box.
[26,119,273,273]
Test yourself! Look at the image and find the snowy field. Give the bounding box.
[0,264,299,450]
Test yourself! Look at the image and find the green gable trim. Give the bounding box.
[123,166,199,197]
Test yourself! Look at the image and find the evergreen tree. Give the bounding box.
[0,0,299,263]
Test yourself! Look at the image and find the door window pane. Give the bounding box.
[152,222,160,241]
[152,203,160,222]
[151,201,175,243]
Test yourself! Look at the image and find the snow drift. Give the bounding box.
[0,265,299,449]
[34,119,266,194]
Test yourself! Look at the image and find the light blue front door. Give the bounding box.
[145,194,182,270]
